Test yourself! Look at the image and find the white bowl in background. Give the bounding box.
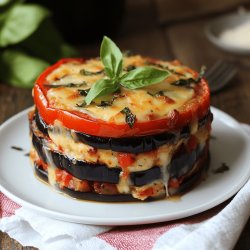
[205,12,250,55]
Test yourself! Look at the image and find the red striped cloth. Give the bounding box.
[0,192,225,249]
[0,193,20,218]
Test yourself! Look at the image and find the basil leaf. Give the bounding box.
[120,66,170,89]
[0,49,49,88]
[0,3,50,47]
[85,79,119,105]
[100,36,123,78]
[20,19,78,63]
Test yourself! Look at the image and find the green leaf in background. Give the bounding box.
[120,66,170,89]
[60,43,78,58]
[100,36,123,78]
[0,49,49,88]
[20,19,78,63]
[0,0,12,6]
[0,3,50,47]
[85,79,119,105]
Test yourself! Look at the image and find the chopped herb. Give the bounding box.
[147,90,165,97]
[76,101,86,107]
[78,89,90,96]
[171,78,194,87]
[171,66,206,88]
[213,163,230,174]
[146,61,184,76]
[11,146,23,151]
[120,107,136,128]
[80,69,104,76]
[44,82,87,88]
[125,65,136,71]
[96,93,124,107]
[97,101,113,107]
[156,90,165,96]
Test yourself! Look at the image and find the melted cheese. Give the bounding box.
[45,56,196,124]
[36,119,209,171]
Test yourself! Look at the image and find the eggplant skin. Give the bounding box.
[32,133,121,184]
[35,110,212,154]
[76,131,176,153]
[130,167,162,186]
[32,130,207,187]
[33,150,210,202]
[51,151,121,184]
[32,131,162,186]
[34,163,161,202]
[35,111,48,136]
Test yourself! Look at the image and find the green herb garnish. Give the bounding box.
[147,90,165,97]
[120,107,136,128]
[76,101,86,107]
[171,66,206,87]
[97,101,113,107]
[80,69,104,76]
[125,65,136,72]
[77,88,90,96]
[146,61,185,76]
[84,36,170,105]
[44,82,87,88]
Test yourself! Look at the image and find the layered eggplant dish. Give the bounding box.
[29,37,212,202]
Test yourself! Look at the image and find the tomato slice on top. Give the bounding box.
[33,58,210,138]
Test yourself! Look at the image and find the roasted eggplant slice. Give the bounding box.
[34,110,212,154]
[32,133,121,184]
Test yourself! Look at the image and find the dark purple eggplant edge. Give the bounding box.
[32,130,207,187]
[34,110,212,154]
[33,151,210,202]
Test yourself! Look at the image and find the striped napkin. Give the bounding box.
[1,124,250,250]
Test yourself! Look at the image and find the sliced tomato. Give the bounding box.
[139,187,154,197]
[118,153,135,168]
[34,58,210,138]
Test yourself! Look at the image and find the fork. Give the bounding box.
[204,60,238,93]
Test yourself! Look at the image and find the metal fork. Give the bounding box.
[204,60,238,93]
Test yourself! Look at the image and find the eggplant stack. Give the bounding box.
[30,50,212,202]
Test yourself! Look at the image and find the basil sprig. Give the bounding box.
[85,36,170,105]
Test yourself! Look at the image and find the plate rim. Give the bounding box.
[0,106,250,225]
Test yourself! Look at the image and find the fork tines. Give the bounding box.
[204,60,238,92]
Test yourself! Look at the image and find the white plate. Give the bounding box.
[0,107,250,225]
